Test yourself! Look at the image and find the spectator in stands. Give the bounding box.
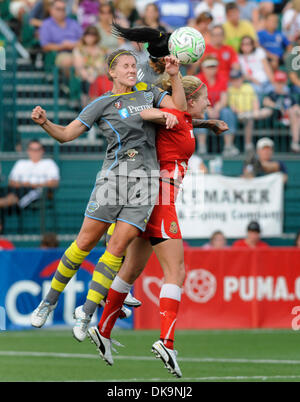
[191,24,240,81]
[232,221,270,248]
[0,140,60,210]
[155,0,195,30]
[9,0,36,21]
[73,25,106,106]
[114,0,140,27]
[194,0,226,25]
[39,0,83,71]
[237,0,259,25]
[285,33,300,95]
[193,11,213,45]
[223,2,257,52]
[282,0,300,41]
[40,232,59,248]
[243,137,288,183]
[196,56,239,156]
[258,13,291,64]
[294,231,300,247]
[137,2,168,32]
[227,69,272,152]
[263,70,300,152]
[29,0,52,29]
[95,3,124,55]
[74,0,99,29]
[238,35,274,99]
[202,230,228,249]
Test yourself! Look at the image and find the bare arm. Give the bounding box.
[140,108,178,129]
[192,119,229,135]
[31,106,87,143]
[159,56,187,111]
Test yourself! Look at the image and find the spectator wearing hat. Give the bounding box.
[258,13,291,64]
[227,69,272,152]
[285,33,300,96]
[232,221,270,248]
[194,0,226,25]
[196,56,240,156]
[243,137,288,182]
[263,70,300,152]
[223,2,257,52]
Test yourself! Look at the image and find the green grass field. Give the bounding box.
[1,328,300,382]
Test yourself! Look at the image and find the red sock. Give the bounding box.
[98,288,127,339]
[159,297,180,350]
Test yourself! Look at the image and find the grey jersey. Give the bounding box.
[77,82,168,177]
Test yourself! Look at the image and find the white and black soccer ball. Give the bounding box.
[168,27,206,65]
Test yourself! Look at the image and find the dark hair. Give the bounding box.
[111,22,171,60]
[225,2,239,13]
[99,2,115,16]
[82,26,101,44]
[238,35,256,54]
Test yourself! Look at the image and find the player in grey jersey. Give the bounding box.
[30,48,187,339]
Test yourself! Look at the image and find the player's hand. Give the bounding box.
[32,106,47,125]
[164,55,180,77]
[163,112,178,129]
[211,120,229,135]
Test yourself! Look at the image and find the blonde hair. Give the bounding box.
[159,74,205,100]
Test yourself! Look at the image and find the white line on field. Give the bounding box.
[1,351,300,365]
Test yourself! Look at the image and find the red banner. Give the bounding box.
[134,248,300,329]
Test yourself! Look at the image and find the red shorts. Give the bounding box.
[141,180,182,240]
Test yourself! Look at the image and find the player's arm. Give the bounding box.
[31,106,87,143]
[192,119,229,135]
[160,56,187,112]
[140,108,178,129]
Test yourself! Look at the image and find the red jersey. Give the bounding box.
[196,72,228,106]
[156,108,195,183]
[204,44,239,80]
[232,239,270,248]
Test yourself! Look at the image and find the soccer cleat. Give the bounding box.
[124,292,142,307]
[31,300,57,328]
[87,326,114,366]
[72,305,92,342]
[152,340,182,378]
[119,305,132,319]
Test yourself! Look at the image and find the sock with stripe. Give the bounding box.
[83,250,123,316]
[159,283,182,350]
[46,241,90,305]
[98,275,132,338]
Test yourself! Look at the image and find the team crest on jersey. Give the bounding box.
[169,221,178,234]
[114,101,122,109]
[126,149,138,160]
[144,91,154,103]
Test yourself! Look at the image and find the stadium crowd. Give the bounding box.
[1,0,300,155]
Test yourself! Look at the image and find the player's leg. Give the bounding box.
[88,237,152,364]
[31,216,109,328]
[151,238,185,378]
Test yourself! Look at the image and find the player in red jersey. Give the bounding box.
[87,74,228,377]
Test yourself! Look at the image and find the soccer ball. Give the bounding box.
[168,27,206,64]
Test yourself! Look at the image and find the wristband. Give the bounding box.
[39,119,48,127]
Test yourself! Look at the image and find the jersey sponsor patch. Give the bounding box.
[86,201,99,213]
[118,108,130,119]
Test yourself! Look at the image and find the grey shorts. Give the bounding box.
[85,175,159,232]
